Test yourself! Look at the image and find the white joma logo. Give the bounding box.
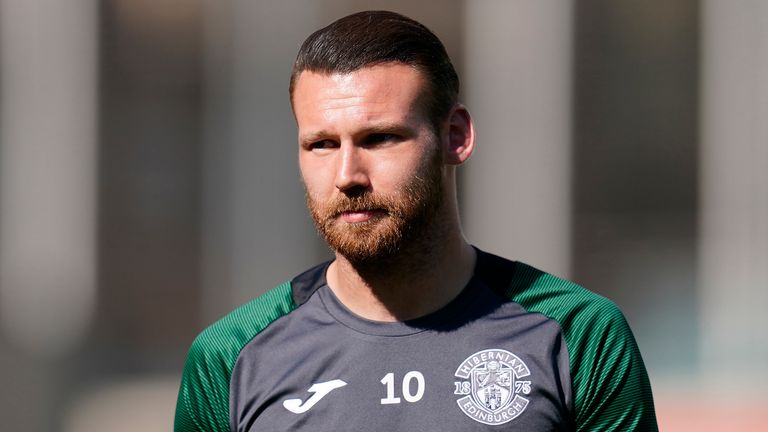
[282,379,347,414]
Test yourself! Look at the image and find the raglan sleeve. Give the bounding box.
[568,297,658,431]
[174,332,233,432]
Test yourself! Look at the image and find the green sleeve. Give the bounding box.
[566,295,658,431]
[174,330,232,432]
[508,263,658,431]
[174,282,295,432]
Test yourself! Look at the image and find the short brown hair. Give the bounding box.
[289,10,460,129]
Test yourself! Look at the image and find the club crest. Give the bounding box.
[453,349,532,425]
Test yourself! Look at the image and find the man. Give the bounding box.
[175,10,658,431]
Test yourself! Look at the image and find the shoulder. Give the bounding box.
[483,254,657,430]
[185,257,332,367]
[505,261,628,340]
[175,281,296,432]
[475,249,625,337]
[180,258,330,385]
[499,259,637,377]
[189,280,296,368]
[175,261,332,432]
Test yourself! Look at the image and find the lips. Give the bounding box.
[338,209,386,223]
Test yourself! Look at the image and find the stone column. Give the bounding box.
[699,0,768,384]
[202,1,328,319]
[0,0,97,359]
[462,0,573,277]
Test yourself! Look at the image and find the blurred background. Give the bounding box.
[1,0,766,430]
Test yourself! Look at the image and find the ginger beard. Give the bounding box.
[305,145,444,265]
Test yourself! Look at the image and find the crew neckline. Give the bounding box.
[316,272,487,337]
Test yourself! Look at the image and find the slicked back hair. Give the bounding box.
[289,10,460,130]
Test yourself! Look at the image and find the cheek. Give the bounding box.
[373,148,435,190]
[299,159,329,194]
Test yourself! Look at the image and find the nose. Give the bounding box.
[334,143,370,192]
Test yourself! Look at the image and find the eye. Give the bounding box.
[363,133,400,146]
[308,140,338,151]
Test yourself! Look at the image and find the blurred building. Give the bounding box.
[0,1,765,431]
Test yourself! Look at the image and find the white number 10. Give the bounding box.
[380,371,425,404]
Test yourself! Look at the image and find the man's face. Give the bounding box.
[293,64,445,263]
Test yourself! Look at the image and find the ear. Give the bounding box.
[443,104,475,166]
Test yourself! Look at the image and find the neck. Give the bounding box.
[326,208,476,322]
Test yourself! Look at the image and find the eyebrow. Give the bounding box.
[299,121,415,144]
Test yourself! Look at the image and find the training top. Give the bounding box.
[175,249,658,431]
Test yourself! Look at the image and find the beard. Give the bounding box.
[305,147,444,265]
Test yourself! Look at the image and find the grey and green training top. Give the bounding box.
[175,249,657,431]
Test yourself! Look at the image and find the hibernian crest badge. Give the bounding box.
[453,349,532,425]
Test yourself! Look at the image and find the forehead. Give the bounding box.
[291,64,428,131]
